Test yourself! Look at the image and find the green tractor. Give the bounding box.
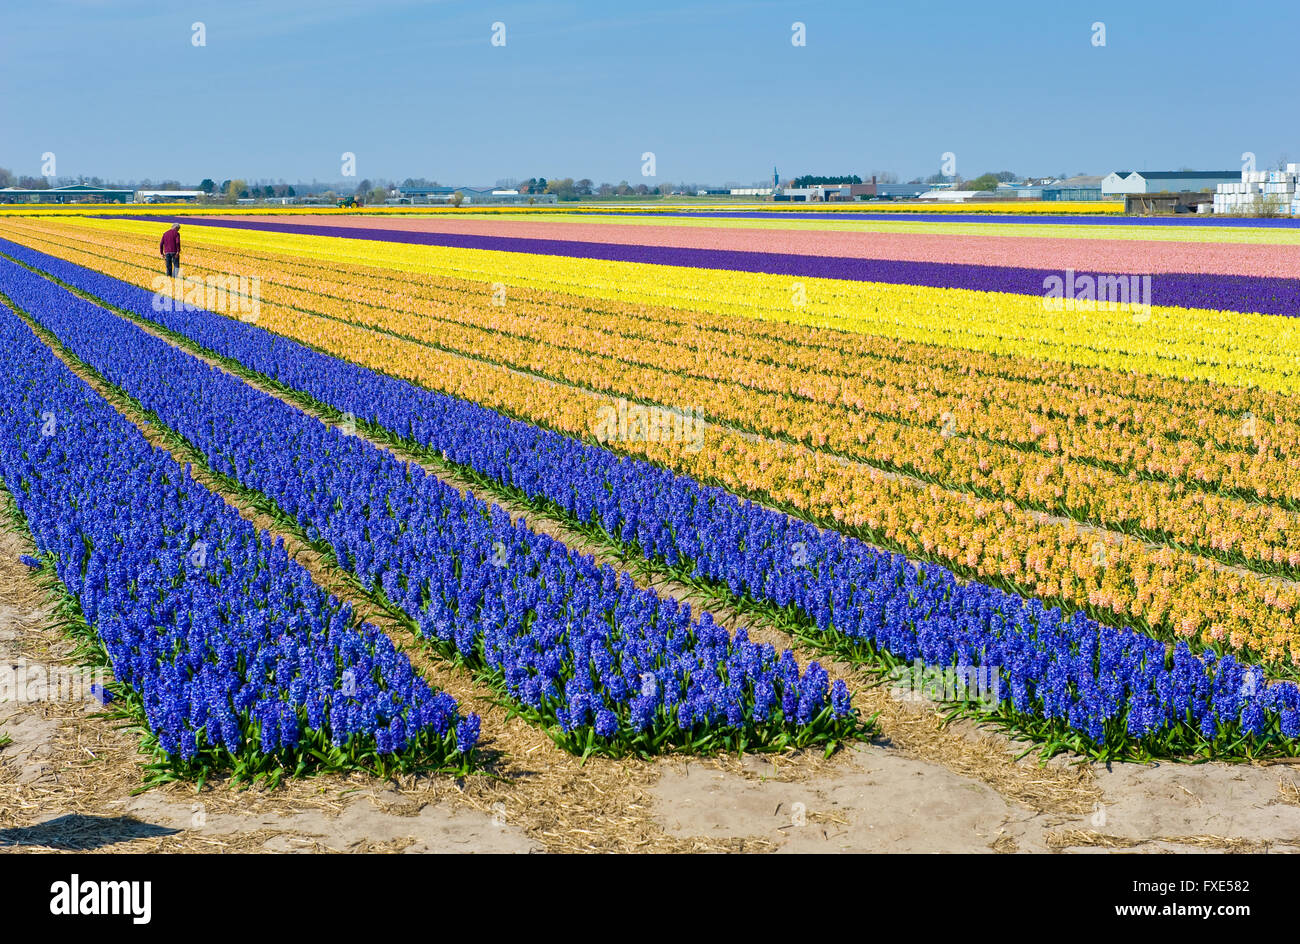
[337,194,361,208]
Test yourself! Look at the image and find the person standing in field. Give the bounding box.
[159,223,181,277]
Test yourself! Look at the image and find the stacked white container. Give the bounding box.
[1212,165,1299,216]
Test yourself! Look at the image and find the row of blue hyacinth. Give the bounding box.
[0,295,476,777]
[0,252,855,756]
[7,239,1299,757]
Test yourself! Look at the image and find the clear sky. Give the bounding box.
[2,0,1295,186]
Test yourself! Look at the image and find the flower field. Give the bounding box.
[3,207,1300,784]
[0,282,477,785]
[191,213,1300,275]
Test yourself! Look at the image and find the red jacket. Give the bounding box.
[160,228,180,254]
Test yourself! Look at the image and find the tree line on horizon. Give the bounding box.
[2,166,1087,199]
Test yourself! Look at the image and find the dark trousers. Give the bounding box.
[164,252,180,276]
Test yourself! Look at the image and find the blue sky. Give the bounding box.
[2,0,1295,186]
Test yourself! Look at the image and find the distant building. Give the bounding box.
[774,185,841,202]
[0,183,133,204]
[135,189,205,203]
[996,182,1044,199]
[918,189,983,202]
[1042,174,1106,201]
[1126,191,1214,214]
[398,186,557,205]
[872,183,928,200]
[1102,171,1240,196]
[817,184,853,201]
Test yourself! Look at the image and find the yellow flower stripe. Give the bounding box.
[5,219,1300,665]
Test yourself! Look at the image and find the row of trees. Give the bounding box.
[516,177,681,198]
[0,168,238,191]
[201,176,395,204]
[912,170,1018,190]
[785,171,1021,191]
[195,179,299,201]
[0,169,165,190]
[0,168,52,189]
[30,165,1226,202]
